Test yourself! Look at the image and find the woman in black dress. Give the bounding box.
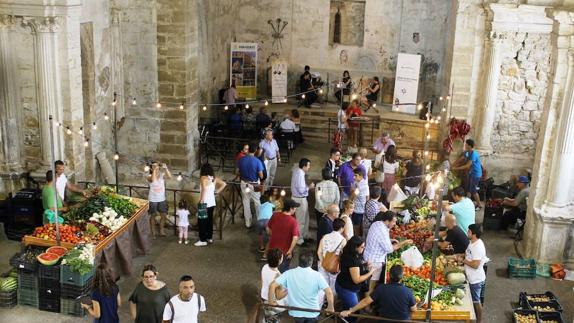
[335,70,352,103]
[129,264,171,323]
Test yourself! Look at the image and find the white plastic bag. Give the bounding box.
[401,246,424,269]
[400,210,411,224]
[387,183,407,203]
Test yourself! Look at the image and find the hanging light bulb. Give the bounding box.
[83,138,89,147]
[425,174,432,182]
[426,164,431,170]
[265,100,269,106]
[417,104,423,110]
[112,99,117,107]
[92,122,97,130]
[280,189,286,197]
[439,96,444,101]
[104,113,109,121]
[54,121,60,127]
[132,97,137,106]
[177,173,183,181]
[437,116,442,121]
[425,123,430,129]
[78,127,83,135]
[245,104,250,109]
[202,106,207,111]
[372,103,377,108]
[446,95,451,100]
[224,105,229,111]
[336,83,341,88]
[424,151,429,157]
[156,102,162,108]
[319,88,324,94]
[179,103,184,110]
[144,165,150,172]
[66,127,72,135]
[113,153,119,160]
[283,97,288,103]
[301,94,306,99]
[442,107,446,113]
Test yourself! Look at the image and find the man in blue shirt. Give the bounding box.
[341,265,416,322]
[443,186,476,233]
[453,139,482,209]
[237,144,265,228]
[269,252,334,322]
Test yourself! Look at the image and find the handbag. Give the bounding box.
[322,239,345,274]
[197,203,208,220]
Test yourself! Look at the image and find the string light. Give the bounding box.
[156,102,162,108]
[280,189,286,197]
[319,89,323,94]
[132,98,137,106]
[92,122,97,130]
[224,105,229,111]
[424,151,429,157]
[264,100,269,106]
[426,164,431,170]
[179,103,184,110]
[83,138,89,147]
[54,121,60,127]
[439,96,444,101]
[336,83,341,88]
[301,94,306,99]
[177,173,183,181]
[144,165,150,172]
[104,113,109,121]
[66,127,72,135]
[111,99,117,107]
[417,104,423,110]
[442,107,446,113]
[283,97,288,103]
[446,95,451,100]
[372,103,377,108]
[245,104,250,109]
[113,153,119,160]
[202,106,207,111]
[437,116,442,121]
[78,127,83,135]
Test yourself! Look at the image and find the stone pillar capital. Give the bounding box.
[24,16,61,33]
[0,15,17,30]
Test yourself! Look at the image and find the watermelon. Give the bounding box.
[0,277,17,291]
[47,246,68,257]
[37,252,60,266]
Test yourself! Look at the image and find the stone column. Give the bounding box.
[546,50,574,207]
[28,17,64,164]
[0,15,23,172]
[475,31,506,151]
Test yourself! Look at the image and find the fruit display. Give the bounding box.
[46,246,68,257]
[32,224,86,244]
[0,276,17,292]
[37,252,60,266]
[390,221,433,250]
[62,244,95,275]
[514,313,538,323]
[404,265,448,285]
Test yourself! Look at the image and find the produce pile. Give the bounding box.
[402,196,431,218]
[37,246,68,266]
[514,313,538,323]
[62,244,95,274]
[32,224,86,244]
[390,220,433,251]
[0,270,17,293]
[65,186,137,225]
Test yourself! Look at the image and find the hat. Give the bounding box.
[283,198,301,210]
[518,176,529,184]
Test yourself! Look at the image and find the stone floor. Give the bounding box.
[0,140,573,323]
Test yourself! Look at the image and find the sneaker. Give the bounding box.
[178,240,182,244]
[207,239,213,244]
[194,241,208,247]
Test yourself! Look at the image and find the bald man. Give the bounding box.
[438,214,469,254]
[317,204,340,245]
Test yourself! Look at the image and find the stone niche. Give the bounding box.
[329,0,365,46]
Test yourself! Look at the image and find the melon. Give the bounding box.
[47,246,68,257]
[37,252,60,266]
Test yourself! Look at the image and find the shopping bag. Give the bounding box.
[387,183,407,203]
[401,246,424,269]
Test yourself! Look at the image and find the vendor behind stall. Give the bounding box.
[437,214,469,254]
[55,160,88,203]
[42,170,68,224]
[442,187,475,233]
[500,176,530,230]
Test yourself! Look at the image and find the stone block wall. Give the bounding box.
[492,32,550,156]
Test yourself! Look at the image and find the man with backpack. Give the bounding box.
[163,275,206,323]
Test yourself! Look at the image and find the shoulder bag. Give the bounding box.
[322,239,345,274]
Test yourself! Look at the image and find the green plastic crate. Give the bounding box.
[17,287,38,307]
[536,263,550,277]
[60,265,94,287]
[508,257,536,279]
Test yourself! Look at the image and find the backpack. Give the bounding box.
[168,293,204,323]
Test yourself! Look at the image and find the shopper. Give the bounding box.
[350,168,369,237]
[317,218,347,297]
[340,200,355,240]
[317,204,340,246]
[267,199,301,272]
[129,264,171,323]
[82,263,121,323]
[147,161,172,239]
[176,200,190,244]
[362,186,387,240]
[163,275,206,323]
[258,193,275,255]
[402,150,423,195]
[339,153,366,201]
[268,252,334,322]
[461,224,488,323]
[237,144,265,228]
[291,158,314,245]
[335,236,375,323]
[380,145,400,197]
[442,186,476,233]
[341,265,416,322]
[261,249,287,317]
[269,187,284,212]
[325,148,341,181]
[259,129,280,188]
[196,163,227,247]
[314,167,340,232]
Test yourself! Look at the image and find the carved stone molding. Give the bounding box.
[23,16,61,33]
[487,30,509,43]
[0,14,17,30]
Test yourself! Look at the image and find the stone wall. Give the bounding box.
[493,32,550,156]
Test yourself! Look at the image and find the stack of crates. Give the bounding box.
[38,263,61,312]
[17,265,38,308]
[59,265,95,317]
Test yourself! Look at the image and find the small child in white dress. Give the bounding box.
[176,200,190,244]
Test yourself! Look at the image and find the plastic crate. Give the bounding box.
[18,270,38,290]
[61,279,93,299]
[60,265,94,286]
[513,309,540,323]
[39,285,61,299]
[527,300,563,313]
[39,264,60,280]
[0,290,17,308]
[538,311,564,323]
[39,276,60,289]
[536,263,551,278]
[508,257,537,279]
[519,291,558,308]
[39,297,60,313]
[10,252,38,273]
[60,297,86,317]
[17,287,38,307]
[483,208,503,230]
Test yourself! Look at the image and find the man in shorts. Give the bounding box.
[461,224,488,323]
[452,139,482,209]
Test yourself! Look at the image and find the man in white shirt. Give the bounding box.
[461,224,488,323]
[54,160,88,201]
[163,275,206,323]
[259,129,281,188]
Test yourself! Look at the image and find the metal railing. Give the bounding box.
[328,117,379,149]
[79,181,243,240]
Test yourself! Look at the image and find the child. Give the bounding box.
[258,193,275,258]
[176,200,190,244]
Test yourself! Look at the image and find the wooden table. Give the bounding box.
[411,283,476,322]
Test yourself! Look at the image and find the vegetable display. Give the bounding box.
[62,244,95,274]
[32,224,86,244]
[89,207,128,232]
[65,187,137,224]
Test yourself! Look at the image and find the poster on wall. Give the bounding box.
[392,53,421,114]
[271,59,287,103]
[230,42,258,100]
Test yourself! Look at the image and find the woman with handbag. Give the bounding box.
[195,163,227,247]
[335,236,375,323]
[317,218,347,298]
